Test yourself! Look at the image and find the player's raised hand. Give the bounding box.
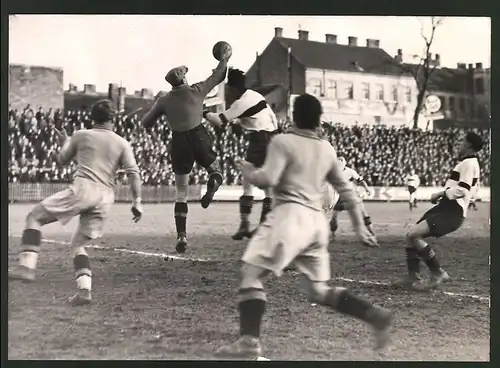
[355,226,379,248]
[131,198,143,223]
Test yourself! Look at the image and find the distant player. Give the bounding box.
[392,132,483,291]
[9,100,143,306]
[204,68,279,240]
[141,46,231,253]
[215,94,390,358]
[405,169,420,210]
[328,157,375,237]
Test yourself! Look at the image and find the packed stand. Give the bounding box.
[8,106,491,187]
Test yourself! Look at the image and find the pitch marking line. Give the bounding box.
[9,236,490,304]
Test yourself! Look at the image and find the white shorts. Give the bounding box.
[41,177,115,239]
[242,202,331,281]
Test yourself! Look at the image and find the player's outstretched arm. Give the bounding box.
[55,128,78,165]
[192,54,230,97]
[204,97,246,127]
[141,99,164,130]
[327,159,378,247]
[120,143,143,222]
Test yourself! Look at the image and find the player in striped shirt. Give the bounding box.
[9,100,143,306]
[328,157,375,238]
[405,169,420,210]
[393,132,483,291]
[204,69,279,240]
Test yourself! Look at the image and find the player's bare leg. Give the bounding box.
[68,229,93,306]
[300,276,392,350]
[9,204,57,282]
[329,210,340,237]
[201,159,223,209]
[216,263,269,358]
[232,179,254,240]
[392,221,450,290]
[409,192,413,210]
[359,202,375,236]
[174,174,189,253]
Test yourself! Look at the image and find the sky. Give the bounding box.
[9,15,491,94]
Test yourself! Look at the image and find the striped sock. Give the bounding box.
[19,229,42,270]
[259,197,272,224]
[73,254,92,291]
[240,195,254,224]
[405,246,421,275]
[418,245,442,275]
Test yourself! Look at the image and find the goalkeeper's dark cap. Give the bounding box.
[465,131,484,152]
[293,94,323,130]
[227,68,245,87]
[91,99,116,124]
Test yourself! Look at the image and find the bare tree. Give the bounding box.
[402,17,445,129]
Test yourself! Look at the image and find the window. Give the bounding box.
[361,83,370,100]
[448,96,456,111]
[375,84,384,100]
[345,82,354,99]
[326,80,337,98]
[475,78,485,94]
[391,86,398,102]
[405,87,412,103]
[438,96,446,110]
[307,78,322,96]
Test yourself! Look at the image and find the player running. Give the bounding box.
[405,169,420,210]
[215,94,391,359]
[204,68,279,240]
[328,156,375,238]
[9,100,143,306]
[141,45,231,254]
[392,131,483,291]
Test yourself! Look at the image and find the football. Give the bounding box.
[212,41,232,61]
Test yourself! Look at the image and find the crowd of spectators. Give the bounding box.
[8,105,491,187]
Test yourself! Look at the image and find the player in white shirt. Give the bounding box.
[204,69,279,240]
[393,132,483,291]
[328,157,375,238]
[405,169,420,210]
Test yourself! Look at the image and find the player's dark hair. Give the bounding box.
[466,131,484,152]
[293,94,323,130]
[227,68,246,89]
[91,99,116,124]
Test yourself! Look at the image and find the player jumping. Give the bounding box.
[328,156,375,237]
[204,68,279,240]
[141,46,231,253]
[392,132,483,291]
[405,168,420,210]
[215,94,391,359]
[9,100,143,306]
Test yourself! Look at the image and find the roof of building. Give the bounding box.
[274,37,408,77]
[402,63,473,94]
[254,84,282,96]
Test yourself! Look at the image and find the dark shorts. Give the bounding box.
[171,124,217,175]
[408,186,417,194]
[417,198,464,238]
[246,130,279,168]
[333,196,349,212]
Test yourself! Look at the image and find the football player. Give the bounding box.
[9,100,143,306]
[405,169,420,210]
[141,46,231,253]
[215,94,389,358]
[204,69,279,240]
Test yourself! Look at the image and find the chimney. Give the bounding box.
[108,83,118,101]
[325,33,337,44]
[118,87,126,112]
[394,49,403,63]
[476,62,483,70]
[434,54,441,67]
[83,84,96,94]
[68,83,77,92]
[366,38,378,48]
[298,30,309,41]
[468,63,474,70]
[274,27,283,38]
[141,88,153,98]
[374,39,380,47]
[457,63,466,69]
[348,36,358,46]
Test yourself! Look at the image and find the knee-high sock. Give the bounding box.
[174,202,188,235]
[18,229,42,270]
